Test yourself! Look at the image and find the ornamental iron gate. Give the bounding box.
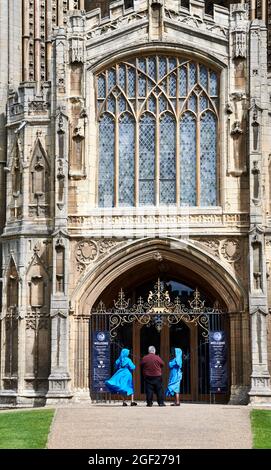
[91,279,228,403]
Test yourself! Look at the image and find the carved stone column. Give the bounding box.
[47,233,72,400]
[249,307,271,402]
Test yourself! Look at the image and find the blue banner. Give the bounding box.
[209,331,228,393]
[92,331,111,392]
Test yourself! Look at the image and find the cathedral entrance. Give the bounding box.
[91,275,229,403]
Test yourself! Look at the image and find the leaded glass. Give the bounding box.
[210,72,218,95]
[139,114,155,205]
[200,112,217,206]
[169,74,177,96]
[97,55,219,208]
[160,114,176,204]
[119,114,135,206]
[107,96,115,113]
[180,67,187,96]
[108,69,116,90]
[118,95,126,113]
[128,68,136,97]
[98,75,106,98]
[138,58,146,73]
[200,66,208,89]
[159,95,167,112]
[148,58,156,80]
[148,95,156,113]
[188,94,197,112]
[200,95,208,112]
[159,58,167,79]
[139,75,146,97]
[169,58,176,71]
[98,114,115,207]
[189,63,197,89]
[180,113,196,206]
[118,65,126,90]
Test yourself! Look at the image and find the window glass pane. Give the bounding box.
[128,68,136,97]
[97,56,218,208]
[179,67,187,96]
[118,65,126,90]
[159,58,167,80]
[107,96,115,114]
[139,114,155,205]
[98,114,115,207]
[119,114,135,206]
[180,113,196,206]
[200,95,208,112]
[188,94,197,112]
[210,71,218,96]
[200,65,208,89]
[148,57,156,81]
[189,63,197,90]
[108,69,116,90]
[98,75,106,98]
[200,112,217,206]
[160,114,176,204]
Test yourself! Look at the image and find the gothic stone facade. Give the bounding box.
[0,0,271,406]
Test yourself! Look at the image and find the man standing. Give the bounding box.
[141,346,166,407]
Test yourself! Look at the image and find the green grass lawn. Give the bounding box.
[251,409,271,449]
[0,409,55,449]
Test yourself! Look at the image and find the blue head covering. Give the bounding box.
[175,348,182,368]
[118,348,130,367]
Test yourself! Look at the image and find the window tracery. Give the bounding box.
[97,55,219,207]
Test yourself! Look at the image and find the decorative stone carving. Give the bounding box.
[86,11,148,40]
[98,239,119,254]
[252,161,260,204]
[231,3,248,59]
[76,241,98,271]
[29,140,50,218]
[250,99,262,152]
[220,239,241,263]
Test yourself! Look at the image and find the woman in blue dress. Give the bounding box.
[105,348,137,406]
[166,347,182,406]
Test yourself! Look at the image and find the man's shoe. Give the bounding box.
[122,402,128,406]
[159,403,166,406]
[170,403,180,406]
[131,401,137,406]
[146,403,153,407]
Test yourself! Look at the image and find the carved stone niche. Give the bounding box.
[7,258,19,310]
[29,140,50,218]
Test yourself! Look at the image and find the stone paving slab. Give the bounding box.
[48,403,252,449]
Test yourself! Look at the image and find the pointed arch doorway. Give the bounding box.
[92,273,229,403]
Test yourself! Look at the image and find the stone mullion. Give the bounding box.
[135,64,140,207]
[176,62,180,206]
[135,120,139,207]
[156,111,160,206]
[114,91,119,207]
[196,112,201,206]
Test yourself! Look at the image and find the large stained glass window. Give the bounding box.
[97,56,219,207]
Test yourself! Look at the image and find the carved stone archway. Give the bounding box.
[70,237,250,404]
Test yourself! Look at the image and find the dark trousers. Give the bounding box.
[144,376,164,405]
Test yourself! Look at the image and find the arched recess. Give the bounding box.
[70,238,249,402]
[72,238,246,315]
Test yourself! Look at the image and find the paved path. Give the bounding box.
[48,403,252,449]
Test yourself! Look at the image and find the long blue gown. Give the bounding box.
[105,348,135,396]
[166,348,183,396]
